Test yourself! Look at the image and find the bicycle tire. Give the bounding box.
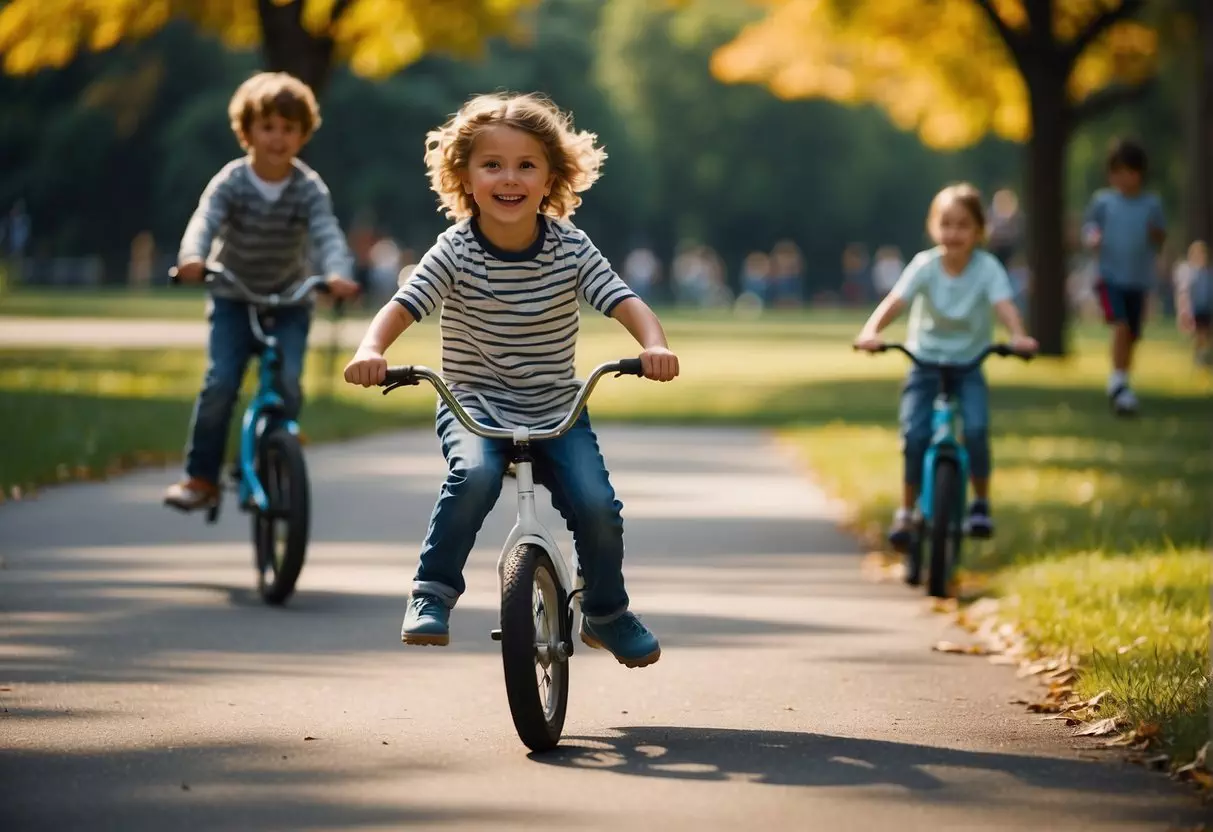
[904,517,924,587]
[252,428,311,605]
[928,458,961,599]
[500,543,569,753]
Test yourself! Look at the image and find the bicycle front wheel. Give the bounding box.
[252,428,311,605]
[500,543,569,753]
[927,458,962,599]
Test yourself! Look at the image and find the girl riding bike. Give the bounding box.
[853,183,1038,551]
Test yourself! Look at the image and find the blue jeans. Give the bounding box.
[413,406,629,622]
[184,297,311,484]
[899,365,990,487]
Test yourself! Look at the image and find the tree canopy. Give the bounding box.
[711,0,1158,150]
[0,0,534,83]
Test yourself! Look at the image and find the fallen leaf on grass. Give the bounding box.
[1041,714,1082,725]
[1117,636,1148,655]
[1027,700,1065,714]
[1135,722,1161,741]
[929,597,959,614]
[860,551,903,582]
[932,640,991,656]
[1174,743,1211,790]
[1074,717,1119,737]
[1058,690,1111,716]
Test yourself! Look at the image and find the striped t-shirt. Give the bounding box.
[393,217,637,427]
[178,158,353,300]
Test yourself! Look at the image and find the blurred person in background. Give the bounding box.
[164,72,359,512]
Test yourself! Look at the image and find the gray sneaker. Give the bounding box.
[401,594,450,646]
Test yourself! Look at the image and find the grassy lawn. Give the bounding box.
[1,306,1208,761]
[0,286,215,319]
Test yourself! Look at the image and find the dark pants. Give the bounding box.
[184,297,311,484]
[412,406,629,622]
[899,365,990,487]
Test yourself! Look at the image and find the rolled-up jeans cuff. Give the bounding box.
[412,580,459,608]
[583,604,628,625]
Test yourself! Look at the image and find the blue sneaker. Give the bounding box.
[580,612,661,668]
[401,594,450,646]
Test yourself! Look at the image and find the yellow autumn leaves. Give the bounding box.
[0,0,534,78]
[710,0,1158,149]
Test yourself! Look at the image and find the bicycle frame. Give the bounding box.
[499,440,580,607]
[237,324,299,513]
[917,389,971,527]
[379,360,643,608]
[172,265,330,513]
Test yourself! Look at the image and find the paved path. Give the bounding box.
[0,427,1199,831]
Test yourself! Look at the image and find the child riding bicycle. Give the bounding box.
[853,183,1037,550]
[342,92,679,668]
[164,72,360,512]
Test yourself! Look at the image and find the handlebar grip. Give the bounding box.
[381,366,420,387]
[615,358,644,376]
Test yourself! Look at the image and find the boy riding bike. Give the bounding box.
[164,72,359,511]
[853,183,1037,550]
[343,92,678,668]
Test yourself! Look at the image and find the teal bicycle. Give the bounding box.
[168,265,330,605]
[862,342,1032,598]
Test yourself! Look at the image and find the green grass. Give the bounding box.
[0,286,216,319]
[0,306,1208,762]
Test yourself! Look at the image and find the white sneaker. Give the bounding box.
[1112,386,1139,416]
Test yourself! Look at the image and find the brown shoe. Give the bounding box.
[163,477,219,512]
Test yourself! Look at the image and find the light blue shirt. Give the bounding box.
[1083,188,1165,290]
[891,248,1014,364]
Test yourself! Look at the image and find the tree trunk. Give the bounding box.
[257,0,335,96]
[1194,0,1213,248]
[1024,75,1072,357]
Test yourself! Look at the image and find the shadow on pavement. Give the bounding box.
[0,741,557,831]
[532,726,1198,825]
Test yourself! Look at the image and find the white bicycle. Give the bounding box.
[378,358,644,752]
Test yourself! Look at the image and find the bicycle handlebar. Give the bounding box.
[168,264,331,307]
[379,358,644,442]
[855,342,1033,372]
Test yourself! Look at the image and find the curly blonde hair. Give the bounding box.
[228,72,321,149]
[424,92,606,221]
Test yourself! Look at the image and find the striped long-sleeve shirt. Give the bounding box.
[178,158,353,300]
[393,217,637,427]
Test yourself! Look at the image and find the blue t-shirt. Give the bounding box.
[891,247,1014,363]
[1083,188,1165,290]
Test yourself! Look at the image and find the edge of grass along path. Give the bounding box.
[780,339,1211,774]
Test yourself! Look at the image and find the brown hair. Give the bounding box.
[424,92,606,221]
[927,183,987,243]
[228,72,322,149]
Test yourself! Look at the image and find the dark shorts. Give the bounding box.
[1097,282,1146,341]
[1195,310,1211,332]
